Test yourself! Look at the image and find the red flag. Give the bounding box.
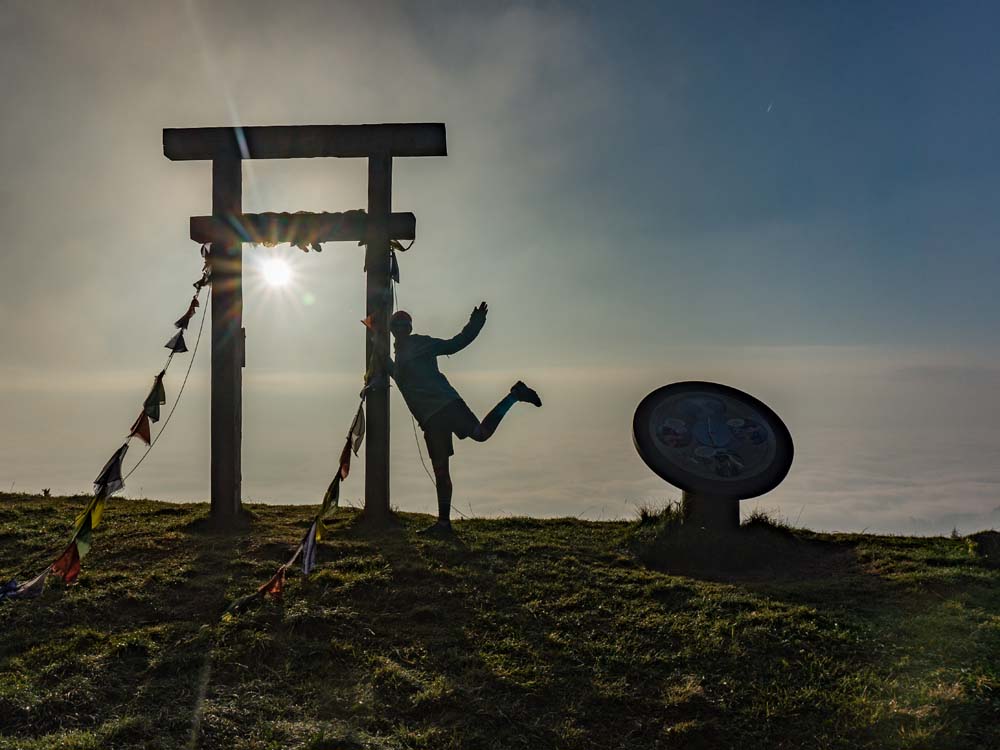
[261,565,287,599]
[51,542,81,584]
[129,411,151,445]
[338,437,352,480]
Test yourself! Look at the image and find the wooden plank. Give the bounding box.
[364,153,393,521]
[164,124,447,161]
[189,211,416,245]
[209,156,244,523]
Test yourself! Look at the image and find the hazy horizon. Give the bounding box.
[3,1,999,535]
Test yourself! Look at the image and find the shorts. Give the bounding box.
[422,399,480,464]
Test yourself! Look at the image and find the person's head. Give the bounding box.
[390,310,412,339]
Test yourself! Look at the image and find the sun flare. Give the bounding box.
[260,258,292,287]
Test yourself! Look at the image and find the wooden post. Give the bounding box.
[682,491,740,532]
[210,155,243,523]
[364,152,392,521]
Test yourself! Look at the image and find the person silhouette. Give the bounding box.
[382,303,541,534]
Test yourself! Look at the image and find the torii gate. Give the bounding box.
[163,123,448,525]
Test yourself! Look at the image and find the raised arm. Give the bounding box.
[432,302,488,356]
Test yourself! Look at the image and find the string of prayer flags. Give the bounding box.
[94,444,128,497]
[350,404,365,455]
[144,371,166,422]
[175,295,199,330]
[165,330,188,354]
[129,411,151,445]
[1,251,213,600]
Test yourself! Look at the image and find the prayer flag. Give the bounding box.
[350,404,365,455]
[390,252,400,284]
[53,507,96,584]
[73,492,106,537]
[94,444,128,497]
[51,541,82,584]
[144,372,166,422]
[311,242,323,253]
[165,330,188,353]
[174,295,199,330]
[338,438,352,480]
[7,569,49,600]
[320,475,340,516]
[262,565,287,599]
[129,411,151,445]
[302,521,318,575]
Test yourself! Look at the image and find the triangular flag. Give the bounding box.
[174,296,199,330]
[320,475,340,516]
[350,404,366,456]
[165,330,188,353]
[51,541,82,584]
[389,252,400,284]
[144,372,166,422]
[338,438,352,480]
[72,492,106,537]
[129,411,151,445]
[94,443,128,497]
[302,521,318,575]
[316,518,327,541]
[10,568,49,599]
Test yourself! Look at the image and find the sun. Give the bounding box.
[260,257,292,287]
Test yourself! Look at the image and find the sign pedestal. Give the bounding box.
[681,491,740,532]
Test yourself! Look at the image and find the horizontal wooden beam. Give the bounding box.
[189,211,415,245]
[164,124,447,161]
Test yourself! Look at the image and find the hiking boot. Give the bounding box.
[511,380,542,407]
[417,520,454,537]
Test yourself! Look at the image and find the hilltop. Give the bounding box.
[0,494,997,749]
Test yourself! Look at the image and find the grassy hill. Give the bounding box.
[0,493,998,750]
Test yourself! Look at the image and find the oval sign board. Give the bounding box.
[632,381,794,500]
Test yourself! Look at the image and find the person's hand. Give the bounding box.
[471,301,488,326]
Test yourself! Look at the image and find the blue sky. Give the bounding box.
[1,1,998,533]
